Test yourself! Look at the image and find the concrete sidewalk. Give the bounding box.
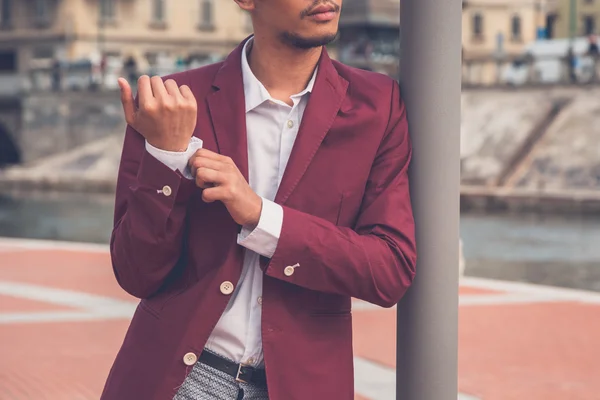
[1,237,599,399]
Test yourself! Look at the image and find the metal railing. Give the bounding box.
[0,54,225,96]
[339,50,600,87]
[5,52,599,97]
[462,53,600,88]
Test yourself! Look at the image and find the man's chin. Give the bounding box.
[280,31,339,50]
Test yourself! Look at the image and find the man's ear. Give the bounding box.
[233,0,255,12]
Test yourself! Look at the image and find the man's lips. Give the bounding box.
[308,5,336,16]
[307,5,337,21]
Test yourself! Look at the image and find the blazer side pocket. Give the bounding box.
[313,292,352,316]
[139,286,187,319]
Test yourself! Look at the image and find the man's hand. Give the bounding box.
[189,149,262,227]
[118,75,197,152]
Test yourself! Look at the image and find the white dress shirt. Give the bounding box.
[145,38,317,367]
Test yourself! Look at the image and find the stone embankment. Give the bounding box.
[1,87,599,213]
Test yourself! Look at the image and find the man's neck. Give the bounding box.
[247,34,322,104]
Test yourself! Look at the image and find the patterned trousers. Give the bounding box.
[173,354,269,400]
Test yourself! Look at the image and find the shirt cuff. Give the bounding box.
[237,198,283,259]
[145,137,204,179]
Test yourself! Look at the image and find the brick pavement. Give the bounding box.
[1,238,600,399]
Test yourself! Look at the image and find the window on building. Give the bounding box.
[472,13,483,39]
[32,47,54,60]
[145,52,158,67]
[153,0,165,22]
[100,0,116,21]
[583,15,596,35]
[34,0,50,23]
[546,13,557,39]
[511,15,522,40]
[0,0,12,27]
[200,0,213,27]
[0,50,16,72]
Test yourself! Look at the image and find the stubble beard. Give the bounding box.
[279,31,339,50]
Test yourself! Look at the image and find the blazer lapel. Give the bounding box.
[274,48,349,205]
[206,39,249,181]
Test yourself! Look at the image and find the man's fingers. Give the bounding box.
[201,187,222,203]
[190,157,229,187]
[195,167,222,189]
[201,186,234,203]
[189,155,228,174]
[179,84,195,103]
[137,75,153,106]
[164,79,181,97]
[191,148,234,164]
[150,76,168,99]
[118,78,136,125]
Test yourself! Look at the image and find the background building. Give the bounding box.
[462,0,551,84]
[0,0,253,82]
[337,0,400,78]
[462,0,550,59]
[551,0,600,38]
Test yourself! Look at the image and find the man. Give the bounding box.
[123,55,138,85]
[566,46,577,84]
[588,34,599,83]
[588,34,599,55]
[102,0,416,399]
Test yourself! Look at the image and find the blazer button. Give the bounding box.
[220,281,234,295]
[284,266,295,277]
[183,352,197,366]
[162,185,172,197]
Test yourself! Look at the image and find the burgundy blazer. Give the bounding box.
[102,37,416,400]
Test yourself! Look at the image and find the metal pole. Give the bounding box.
[98,0,106,89]
[569,0,577,41]
[396,0,461,398]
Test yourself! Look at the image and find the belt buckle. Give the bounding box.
[235,362,250,384]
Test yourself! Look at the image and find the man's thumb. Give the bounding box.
[118,78,136,125]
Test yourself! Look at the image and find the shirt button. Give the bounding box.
[287,120,294,129]
[257,296,263,305]
[183,352,197,366]
[284,266,295,277]
[220,281,234,295]
[162,185,172,197]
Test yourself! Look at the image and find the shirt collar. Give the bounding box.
[241,37,317,113]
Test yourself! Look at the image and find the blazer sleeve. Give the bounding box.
[110,124,196,298]
[262,80,417,308]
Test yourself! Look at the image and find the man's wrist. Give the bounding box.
[244,195,263,229]
[237,198,282,259]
